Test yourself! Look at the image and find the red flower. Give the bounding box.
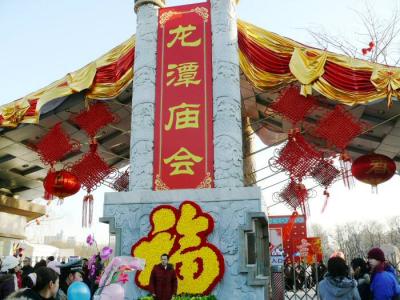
[369,41,375,49]
[117,272,129,284]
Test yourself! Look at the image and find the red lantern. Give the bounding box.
[351,153,396,187]
[43,170,81,199]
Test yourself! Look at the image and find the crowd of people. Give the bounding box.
[285,247,400,299]
[0,255,98,300]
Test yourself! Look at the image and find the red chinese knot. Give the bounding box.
[113,169,129,192]
[269,86,317,125]
[314,106,365,150]
[310,159,340,188]
[276,131,321,179]
[351,153,396,186]
[70,150,113,192]
[279,180,308,211]
[71,103,118,137]
[35,123,79,165]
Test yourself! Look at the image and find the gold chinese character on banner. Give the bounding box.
[167,62,201,87]
[165,102,200,131]
[167,24,201,48]
[164,147,203,175]
[367,159,388,174]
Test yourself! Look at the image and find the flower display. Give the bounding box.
[86,234,95,246]
[117,272,129,284]
[132,201,224,295]
[100,246,113,260]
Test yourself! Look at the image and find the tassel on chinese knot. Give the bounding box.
[321,189,330,213]
[340,152,354,189]
[82,193,94,227]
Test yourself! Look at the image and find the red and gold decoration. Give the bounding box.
[306,237,323,263]
[310,159,340,212]
[43,169,81,201]
[276,180,309,214]
[3,21,400,129]
[314,106,365,151]
[71,102,118,137]
[273,130,321,180]
[314,106,367,188]
[282,211,299,242]
[269,86,317,126]
[70,102,117,226]
[34,123,80,166]
[112,168,130,192]
[238,20,399,108]
[131,201,224,295]
[34,122,81,200]
[351,153,396,190]
[153,3,214,190]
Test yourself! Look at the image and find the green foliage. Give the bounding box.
[138,294,217,300]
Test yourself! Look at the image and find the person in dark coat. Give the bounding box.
[0,256,20,300]
[149,254,177,300]
[6,267,59,300]
[58,259,83,297]
[21,258,34,278]
[351,258,371,300]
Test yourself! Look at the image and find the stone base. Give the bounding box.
[102,187,269,300]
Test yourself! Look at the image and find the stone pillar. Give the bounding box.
[211,0,244,188]
[129,0,165,191]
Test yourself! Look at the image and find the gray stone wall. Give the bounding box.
[211,0,244,188]
[129,3,160,191]
[103,187,266,299]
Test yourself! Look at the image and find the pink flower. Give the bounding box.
[88,254,97,277]
[86,234,94,246]
[100,246,113,260]
[117,272,129,284]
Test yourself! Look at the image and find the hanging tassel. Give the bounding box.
[82,194,94,227]
[321,189,330,213]
[340,152,354,189]
[44,191,54,201]
[371,185,378,194]
[43,167,56,200]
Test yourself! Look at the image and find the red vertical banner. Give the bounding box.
[153,2,214,190]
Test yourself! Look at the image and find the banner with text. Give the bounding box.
[153,2,214,190]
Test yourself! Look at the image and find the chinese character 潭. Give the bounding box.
[167,24,201,48]
[167,62,201,87]
[163,147,203,176]
[165,102,200,131]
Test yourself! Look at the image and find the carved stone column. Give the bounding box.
[129,0,165,191]
[211,0,244,188]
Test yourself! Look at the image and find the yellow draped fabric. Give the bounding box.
[237,19,400,107]
[3,19,400,128]
[371,68,400,107]
[0,37,135,127]
[289,48,327,96]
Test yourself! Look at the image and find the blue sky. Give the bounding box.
[1,0,399,243]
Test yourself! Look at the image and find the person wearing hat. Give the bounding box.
[368,247,400,300]
[58,259,83,298]
[0,256,20,299]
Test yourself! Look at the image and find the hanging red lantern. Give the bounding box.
[43,170,81,199]
[351,153,396,187]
